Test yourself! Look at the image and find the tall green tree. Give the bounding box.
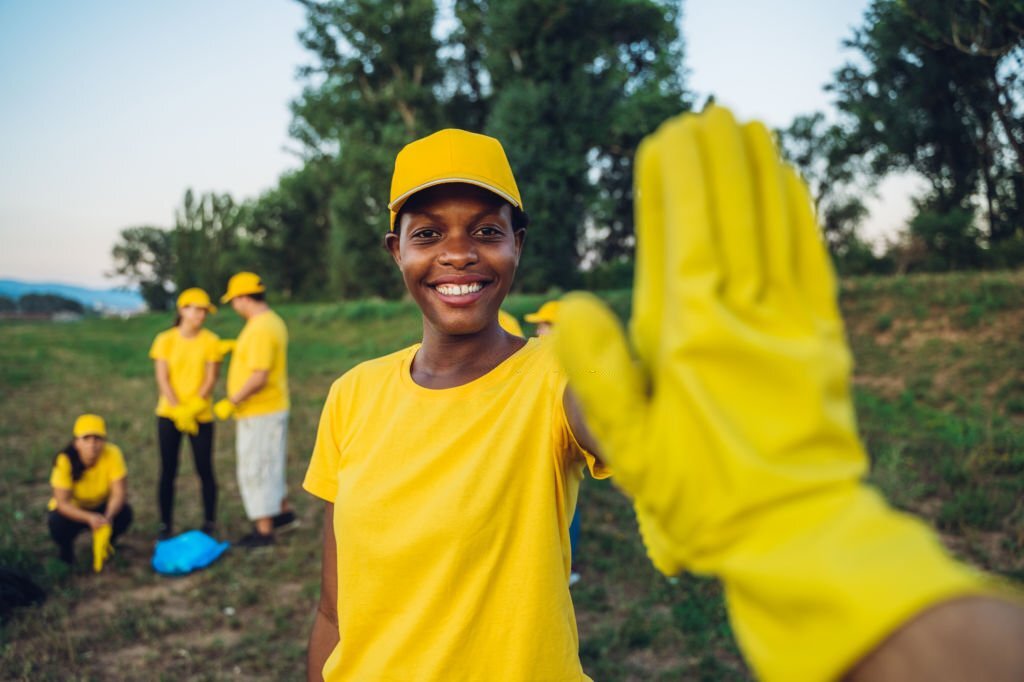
[109,226,176,310]
[452,0,688,290]
[173,189,254,296]
[291,0,444,299]
[830,0,1024,269]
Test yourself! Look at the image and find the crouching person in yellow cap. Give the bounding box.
[149,288,224,540]
[217,273,295,547]
[304,130,608,681]
[48,415,132,569]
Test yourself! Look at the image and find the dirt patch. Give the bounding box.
[852,374,906,398]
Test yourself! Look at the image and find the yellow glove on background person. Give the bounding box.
[169,403,199,435]
[213,399,235,421]
[92,524,113,573]
[216,339,236,357]
[554,106,987,681]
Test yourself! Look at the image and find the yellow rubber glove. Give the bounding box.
[182,395,210,418]
[170,403,199,436]
[554,106,986,681]
[213,398,235,421]
[216,339,236,357]
[92,523,113,573]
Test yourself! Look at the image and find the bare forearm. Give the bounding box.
[155,363,178,406]
[198,363,219,399]
[846,597,1024,682]
[229,370,268,405]
[306,607,339,681]
[55,500,95,525]
[105,488,125,521]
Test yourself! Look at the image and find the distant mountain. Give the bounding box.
[0,279,146,314]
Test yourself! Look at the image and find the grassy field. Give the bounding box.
[2,272,1023,680]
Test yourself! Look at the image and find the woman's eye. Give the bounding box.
[412,229,439,239]
[476,226,502,237]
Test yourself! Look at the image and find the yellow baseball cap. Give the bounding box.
[388,128,523,230]
[221,272,266,303]
[525,301,560,324]
[73,414,107,438]
[498,309,524,337]
[176,287,217,313]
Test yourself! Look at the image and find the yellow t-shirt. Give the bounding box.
[227,310,289,418]
[304,337,610,682]
[48,443,127,511]
[149,327,223,422]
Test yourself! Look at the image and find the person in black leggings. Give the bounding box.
[148,288,226,539]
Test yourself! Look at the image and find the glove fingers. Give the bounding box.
[554,292,649,474]
[701,106,763,305]
[742,122,795,295]
[630,134,668,371]
[784,165,840,323]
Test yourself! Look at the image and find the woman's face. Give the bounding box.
[386,184,524,338]
[179,304,208,331]
[74,434,105,467]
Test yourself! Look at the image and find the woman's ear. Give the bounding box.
[384,231,402,267]
[513,228,526,265]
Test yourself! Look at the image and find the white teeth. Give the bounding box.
[435,282,483,296]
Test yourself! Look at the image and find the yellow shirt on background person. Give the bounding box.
[48,443,127,510]
[149,327,223,422]
[227,310,289,418]
[304,337,610,681]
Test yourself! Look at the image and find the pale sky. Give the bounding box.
[0,0,910,289]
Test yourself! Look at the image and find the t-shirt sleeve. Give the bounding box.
[149,331,170,360]
[204,332,223,363]
[247,322,276,371]
[50,454,72,490]
[557,381,612,480]
[106,444,128,481]
[304,379,344,501]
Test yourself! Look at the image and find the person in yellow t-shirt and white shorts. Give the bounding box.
[304,130,609,681]
[216,272,294,548]
[149,287,223,540]
[48,414,132,567]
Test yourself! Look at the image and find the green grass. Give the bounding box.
[3,272,1024,679]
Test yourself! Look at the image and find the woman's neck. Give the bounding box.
[412,322,526,389]
[178,324,201,338]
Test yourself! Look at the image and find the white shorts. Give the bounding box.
[235,409,289,520]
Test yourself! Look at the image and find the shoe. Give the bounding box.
[272,511,299,533]
[200,521,217,537]
[236,531,275,548]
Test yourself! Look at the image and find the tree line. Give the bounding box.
[113,0,1024,309]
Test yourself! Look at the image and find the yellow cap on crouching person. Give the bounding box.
[388,129,523,230]
[73,414,107,438]
[525,301,560,325]
[220,272,266,303]
[176,287,217,314]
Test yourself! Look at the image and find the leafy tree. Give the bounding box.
[830,0,1024,269]
[173,189,255,298]
[290,0,442,299]
[109,226,176,310]
[456,0,688,290]
[0,295,16,313]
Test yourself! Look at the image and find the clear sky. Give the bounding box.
[0,0,910,290]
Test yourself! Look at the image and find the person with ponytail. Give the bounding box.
[48,414,132,568]
[149,288,224,540]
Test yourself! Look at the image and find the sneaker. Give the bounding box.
[236,531,275,549]
[272,511,299,533]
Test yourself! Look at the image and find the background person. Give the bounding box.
[47,414,132,569]
[304,129,608,680]
[149,287,223,539]
[215,272,294,547]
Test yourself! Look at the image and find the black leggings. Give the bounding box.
[48,502,133,564]
[157,417,216,529]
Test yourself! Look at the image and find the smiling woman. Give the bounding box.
[303,129,608,681]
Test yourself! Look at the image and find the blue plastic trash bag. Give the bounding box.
[152,530,229,576]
